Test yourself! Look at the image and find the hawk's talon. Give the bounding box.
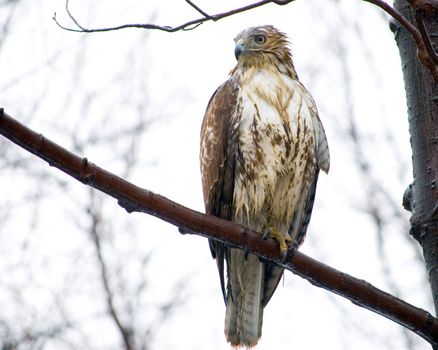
[280,249,288,262]
[280,243,299,262]
[263,227,291,259]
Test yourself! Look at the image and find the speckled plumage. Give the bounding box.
[200,25,329,347]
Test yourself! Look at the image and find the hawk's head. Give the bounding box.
[233,25,295,76]
[234,25,288,58]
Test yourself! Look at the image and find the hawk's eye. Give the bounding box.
[254,35,266,44]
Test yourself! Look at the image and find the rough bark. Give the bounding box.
[393,0,438,318]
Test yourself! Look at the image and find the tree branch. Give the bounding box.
[52,0,438,82]
[185,0,213,19]
[52,0,292,33]
[364,0,438,82]
[1,108,438,346]
[87,192,134,350]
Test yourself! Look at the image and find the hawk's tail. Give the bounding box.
[224,249,264,348]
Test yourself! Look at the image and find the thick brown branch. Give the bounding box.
[1,108,438,346]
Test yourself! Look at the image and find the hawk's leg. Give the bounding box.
[262,227,292,260]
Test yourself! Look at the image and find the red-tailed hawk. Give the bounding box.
[200,25,330,347]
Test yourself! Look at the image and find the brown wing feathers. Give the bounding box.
[200,79,238,302]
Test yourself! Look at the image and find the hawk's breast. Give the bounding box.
[232,68,317,229]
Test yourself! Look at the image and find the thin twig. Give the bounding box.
[64,0,85,30]
[52,0,278,33]
[53,0,438,83]
[87,191,134,350]
[1,109,438,346]
[185,0,213,19]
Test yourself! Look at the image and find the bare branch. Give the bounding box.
[1,109,438,346]
[1,323,70,349]
[365,0,422,42]
[52,0,438,81]
[87,191,134,350]
[0,0,19,54]
[185,0,213,19]
[364,0,438,82]
[52,0,286,33]
[63,0,84,30]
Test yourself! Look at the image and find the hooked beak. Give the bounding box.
[234,38,245,60]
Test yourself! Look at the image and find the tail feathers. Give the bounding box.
[224,250,264,348]
[225,299,263,347]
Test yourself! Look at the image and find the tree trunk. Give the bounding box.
[393,0,438,318]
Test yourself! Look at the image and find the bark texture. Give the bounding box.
[394,0,438,316]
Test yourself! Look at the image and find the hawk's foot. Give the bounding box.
[262,227,291,261]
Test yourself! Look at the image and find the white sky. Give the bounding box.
[0,0,432,349]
